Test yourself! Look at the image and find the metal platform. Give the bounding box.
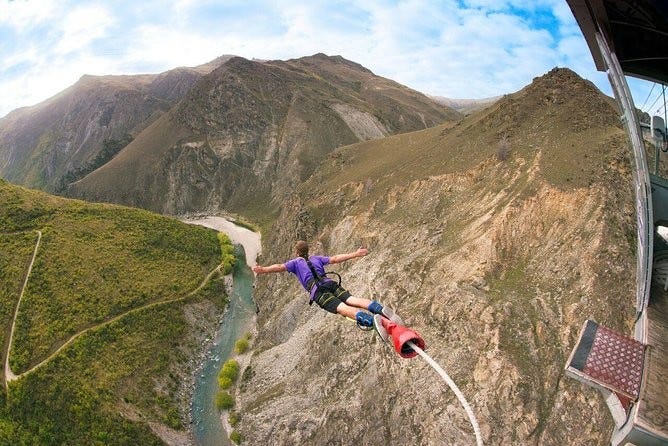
[566,320,645,404]
[564,1,668,444]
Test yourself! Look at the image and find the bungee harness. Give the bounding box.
[302,256,341,306]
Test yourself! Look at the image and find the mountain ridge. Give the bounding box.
[65,54,459,218]
[0,55,236,192]
[242,67,635,445]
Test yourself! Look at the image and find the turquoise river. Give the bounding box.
[184,216,260,446]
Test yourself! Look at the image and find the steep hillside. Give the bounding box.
[0,57,233,193]
[0,179,231,444]
[66,54,459,220]
[242,68,636,445]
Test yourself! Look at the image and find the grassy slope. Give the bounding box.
[303,68,623,212]
[0,233,36,379]
[0,179,228,444]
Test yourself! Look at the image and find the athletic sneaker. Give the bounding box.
[355,311,374,331]
[381,307,402,325]
[373,314,389,342]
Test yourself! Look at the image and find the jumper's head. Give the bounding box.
[295,240,309,258]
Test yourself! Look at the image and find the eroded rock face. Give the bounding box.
[244,162,634,445]
[0,69,206,192]
[330,103,389,140]
[239,69,635,445]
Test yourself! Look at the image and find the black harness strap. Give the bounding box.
[305,257,325,306]
[305,257,323,283]
[303,257,340,306]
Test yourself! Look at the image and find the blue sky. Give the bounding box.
[0,0,660,119]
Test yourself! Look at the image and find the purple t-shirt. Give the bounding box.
[284,255,330,291]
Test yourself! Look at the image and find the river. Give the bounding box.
[183,216,260,446]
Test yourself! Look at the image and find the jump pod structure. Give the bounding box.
[377,316,425,358]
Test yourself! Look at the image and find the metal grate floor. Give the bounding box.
[567,320,645,400]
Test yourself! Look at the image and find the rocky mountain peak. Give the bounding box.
[0,65,206,191]
[512,66,615,117]
[65,54,458,215]
[300,52,375,74]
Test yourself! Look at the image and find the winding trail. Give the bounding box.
[3,229,223,388]
[4,230,41,388]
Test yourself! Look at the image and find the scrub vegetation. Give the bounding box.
[217,351,249,444]
[234,332,252,354]
[217,359,240,404]
[0,179,232,444]
[219,232,237,274]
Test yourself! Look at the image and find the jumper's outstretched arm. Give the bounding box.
[253,247,368,275]
[329,247,368,264]
[252,263,286,274]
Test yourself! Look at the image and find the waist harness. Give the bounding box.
[304,257,341,305]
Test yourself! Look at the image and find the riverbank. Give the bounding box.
[181,215,261,270]
[182,216,260,446]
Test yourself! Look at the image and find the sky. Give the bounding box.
[0,0,663,120]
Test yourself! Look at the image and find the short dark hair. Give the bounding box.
[295,240,309,258]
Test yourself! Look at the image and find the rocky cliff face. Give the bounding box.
[0,59,230,192]
[66,54,459,217]
[241,68,636,445]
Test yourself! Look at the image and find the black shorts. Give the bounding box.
[314,283,351,314]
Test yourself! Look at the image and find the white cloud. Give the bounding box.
[55,4,114,55]
[0,0,652,118]
[355,3,562,98]
[552,1,580,33]
[0,43,39,72]
[0,0,60,29]
[125,24,223,70]
[462,0,563,12]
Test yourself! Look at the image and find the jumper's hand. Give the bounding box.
[252,265,263,274]
[356,247,369,257]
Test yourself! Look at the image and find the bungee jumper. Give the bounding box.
[253,240,426,357]
[253,240,482,444]
[252,240,402,329]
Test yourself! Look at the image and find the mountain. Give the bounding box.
[431,95,502,114]
[241,68,635,445]
[65,54,460,219]
[0,59,632,444]
[0,178,230,444]
[0,56,234,193]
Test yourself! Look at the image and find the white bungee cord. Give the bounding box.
[407,341,484,446]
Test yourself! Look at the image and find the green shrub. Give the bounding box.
[234,338,249,354]
[230,430,243,444]
[217,233,236,274]
[218,376,232,389]
[228,411,240,427]
[164,407,181,430]
[219,359,239,382]
[216,391,234,410]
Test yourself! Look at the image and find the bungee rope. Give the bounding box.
[407,340,483,446]
[315,274,481,443]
